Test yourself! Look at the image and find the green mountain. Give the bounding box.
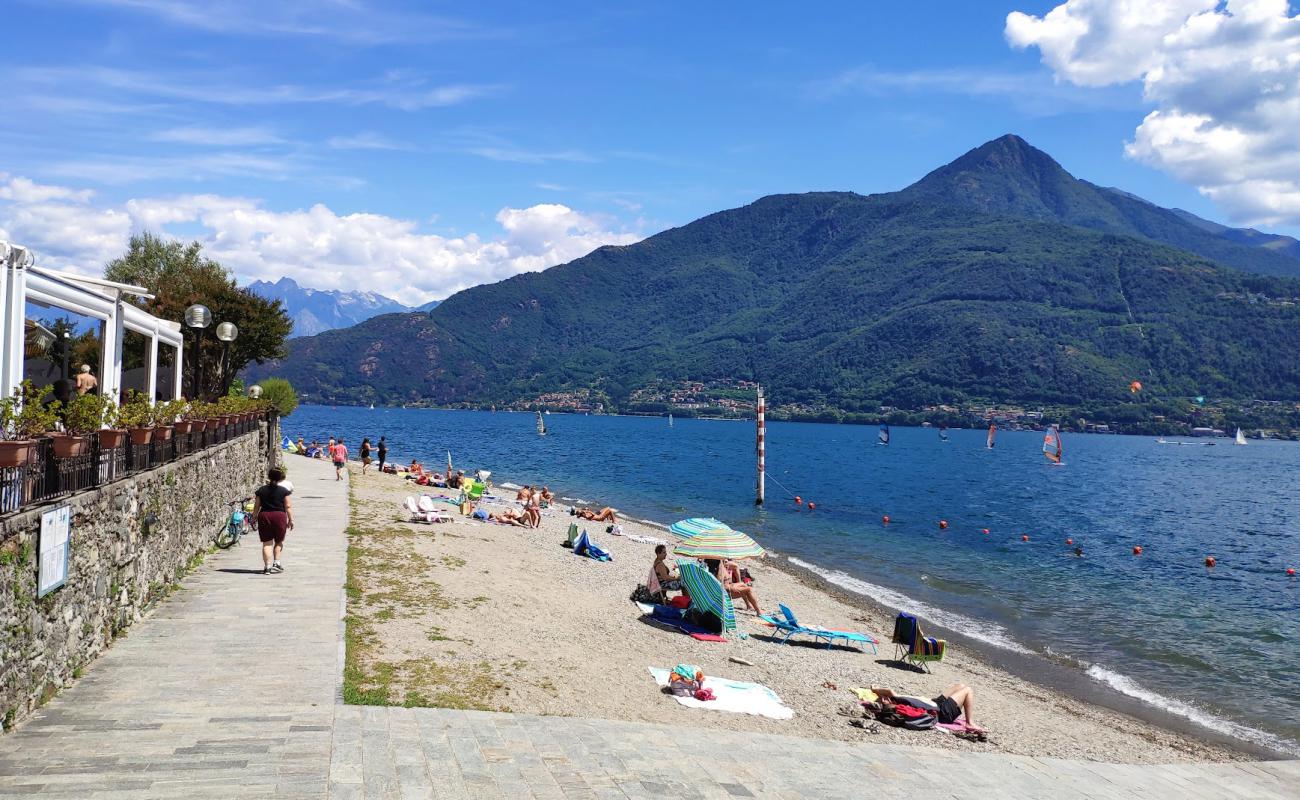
[253,135,1300,413]
[898,135,1300,278]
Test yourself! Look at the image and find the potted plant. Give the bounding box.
[97,400,126,449]
[53,392,110,457]
[151,399,181,442]
[173,399,195,435]
[0,381,60,467]
[120,392,154,445]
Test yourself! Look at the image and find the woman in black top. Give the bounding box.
[376,436,387,472]
[253,467,294,575]
[360,438,372,474]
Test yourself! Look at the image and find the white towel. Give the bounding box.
[647,667,793,720]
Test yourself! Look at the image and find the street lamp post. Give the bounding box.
[59,331,70,381]
[215,322,238,396]
[184,304,211,400]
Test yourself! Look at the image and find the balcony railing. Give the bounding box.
[0,413,267,517]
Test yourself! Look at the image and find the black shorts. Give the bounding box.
[257,511,288,544]
[935,694,962,724]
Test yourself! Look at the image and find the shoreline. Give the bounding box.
[338,459,1277,764]
[763,553,1285,761]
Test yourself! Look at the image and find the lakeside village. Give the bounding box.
[314,378,1300,440]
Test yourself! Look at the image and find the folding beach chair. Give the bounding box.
[678,562,736,636]
[563,522,580,548]
[416,495,452,523]
[461,481,486,503]
[892,612,946,672]
[759,604,878,653]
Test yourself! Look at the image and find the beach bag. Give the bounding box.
[460,501,473,515]
[881,704,936,730]
[472,509,489,521]
[630,584,657,604]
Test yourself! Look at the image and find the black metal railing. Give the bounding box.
[0,413,268,518]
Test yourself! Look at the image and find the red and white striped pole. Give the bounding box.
[756,385,765,506]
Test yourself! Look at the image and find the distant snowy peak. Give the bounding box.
[247,277,439,337]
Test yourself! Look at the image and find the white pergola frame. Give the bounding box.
[1,241,184,404]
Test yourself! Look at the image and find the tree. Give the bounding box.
[257,378,299,417]
[105,233,293,400]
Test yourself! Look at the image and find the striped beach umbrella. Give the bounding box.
[669,517,731,538]
[673,527,766,560]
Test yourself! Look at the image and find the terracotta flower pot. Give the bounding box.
[128,427,153,445]
[174,420,194,435]
[0,440,35,468]
[152,425,174,442]
[98,429,127,449]
[51,434,90,458]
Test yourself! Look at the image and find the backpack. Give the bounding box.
[878,705,937,731]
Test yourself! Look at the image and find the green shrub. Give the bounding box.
[258,378,298,417]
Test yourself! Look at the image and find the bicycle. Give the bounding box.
[215,497,255,549]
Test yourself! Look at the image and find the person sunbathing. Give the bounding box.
[576,506,617,522]
[540,487,555,507]
[871,683,980,728]
[408,459,424,475]
[489,509,528,527]
[717,559,762,615]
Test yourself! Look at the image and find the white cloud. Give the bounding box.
[326,132,408,151]
[0,174,643,306]
[60,0,492,45]
[151,126,283,146]
[13,65,502,112]
[1007,0,1300,227]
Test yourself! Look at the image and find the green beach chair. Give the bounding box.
[891,612,946,672]
[678,561,736,636]
[461,481,486,503]
[564,522,580,548]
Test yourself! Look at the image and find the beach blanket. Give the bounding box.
[608,526,667,546]
[647,667,793,719]
[573,530,611,561]
[635,601,724,640]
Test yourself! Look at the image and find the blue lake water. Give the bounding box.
[289,405,1299,755]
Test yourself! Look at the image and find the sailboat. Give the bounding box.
[986,423,997,449]
[536,410,547,436]
[1043,425,1063,465]
[668,413,674,427]
[1234,427,1247,445]
[939,425,949,442]
[877,423,890,446]
[369,403,375,410]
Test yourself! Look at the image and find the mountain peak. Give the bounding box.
[899,134,1082,220]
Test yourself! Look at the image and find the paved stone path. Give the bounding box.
[3,457,1297,799]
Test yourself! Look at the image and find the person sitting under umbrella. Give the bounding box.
[716,558,762,616]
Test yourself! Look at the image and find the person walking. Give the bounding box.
[252,467,294,575]
[360,437,372,475]
[333,438,349,481]
[377,436,387,472]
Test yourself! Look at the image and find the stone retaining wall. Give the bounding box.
[0,420,277,731]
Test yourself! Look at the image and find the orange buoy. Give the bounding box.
[1205,556,1216,568]
[1133,546,1143,555]
[939,520,948,530]
[794,496,802,505]
[1021,534,1029,542]
[1287,567,1296,577]
[882,515,890,525]
[807,502,816,510]
[982,528,989,535]
[1066,538,1073,545]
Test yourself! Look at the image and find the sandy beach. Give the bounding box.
[339,462,1246,765]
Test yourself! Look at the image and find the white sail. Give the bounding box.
[668,413,673,427]
[536,410,547,436]
[1235,427,1247,445]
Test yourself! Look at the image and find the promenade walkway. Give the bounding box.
[2,456,1296,799]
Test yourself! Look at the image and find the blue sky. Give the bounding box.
[2,1,1298,303]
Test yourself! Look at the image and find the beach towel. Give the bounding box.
[573,530,612,561]
[646,566,662,596]
[635,602,727,640]
[647,667,793,719]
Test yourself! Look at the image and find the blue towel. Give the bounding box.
[573,530,612,561]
